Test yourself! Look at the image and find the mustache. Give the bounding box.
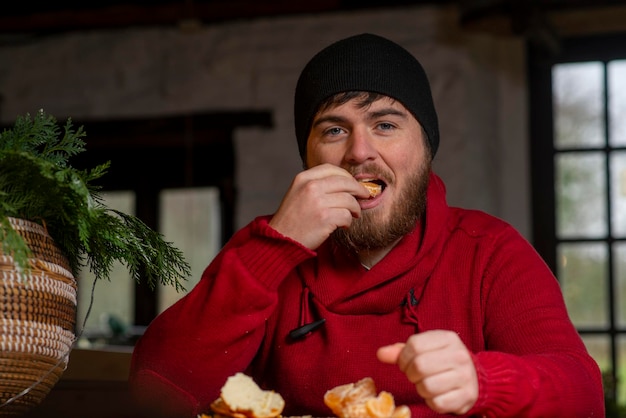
[345,164,392,183]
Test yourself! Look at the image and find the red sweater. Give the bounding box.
[129,173,604,418]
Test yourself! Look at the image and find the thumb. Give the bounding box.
[376,342,406,364]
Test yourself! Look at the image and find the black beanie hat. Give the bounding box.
[294,33,439,161]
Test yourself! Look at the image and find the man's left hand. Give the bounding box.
[377,330,478,415]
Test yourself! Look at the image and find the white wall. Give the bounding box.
[0,4,530,237]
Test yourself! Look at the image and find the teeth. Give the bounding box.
[360,181,382,198]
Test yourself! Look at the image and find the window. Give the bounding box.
[529,34,626,406]
[77,191,136,343]
[158,187,222,312]
[77,187,222,346]
[71,112,272,347]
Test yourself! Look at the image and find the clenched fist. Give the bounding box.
[377,330,478,415]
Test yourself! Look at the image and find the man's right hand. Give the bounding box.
[269,164,370,250]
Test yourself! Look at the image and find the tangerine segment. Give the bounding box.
[341,402,371,418]
[392,405,412,418]
[365,391,395,418]
[324,377,411,418]
[361,181,382,198]
[324,382,355,416]
[324,377,377,417]
[343,377,377,406]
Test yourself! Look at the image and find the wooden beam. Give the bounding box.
[0,0,342,34]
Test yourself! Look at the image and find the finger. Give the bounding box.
[321,206,360,229]
[405,330,460,354]
[424,387,475,415]
[303,164,371,198]
[326,175,372,200]
[406,347,462,378]
[416,368,463,398]
[301,163,356,184]
[376,343,405,364]
[330,194,363,219]
[296,176,366,208]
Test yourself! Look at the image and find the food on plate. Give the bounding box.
[324,377,411,418]
[360,181,382,198]
[207,372,285,418]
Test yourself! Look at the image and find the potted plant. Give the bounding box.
[0,109,191,414]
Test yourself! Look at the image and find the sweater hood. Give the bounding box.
[304,171,450,314]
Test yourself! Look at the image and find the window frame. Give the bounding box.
[71,111,272,326]
[528,33,626,403]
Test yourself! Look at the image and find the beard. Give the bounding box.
[332,160,431,252]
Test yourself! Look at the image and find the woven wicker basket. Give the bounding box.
[0,217,77,416]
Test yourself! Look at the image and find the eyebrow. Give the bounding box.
[312,107,408,129]
[368,108,408,120]
[311,115,347,129]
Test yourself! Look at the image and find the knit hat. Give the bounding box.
[294,33,439,161]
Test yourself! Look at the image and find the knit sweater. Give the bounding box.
[129,172,604,418]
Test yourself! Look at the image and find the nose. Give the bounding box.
[344,127,376,164]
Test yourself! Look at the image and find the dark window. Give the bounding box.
[72,112,272,329]
[529,34,626,406]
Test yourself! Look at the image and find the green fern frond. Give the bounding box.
[0,110,190,290]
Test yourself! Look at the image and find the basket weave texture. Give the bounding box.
[0,217,78,416]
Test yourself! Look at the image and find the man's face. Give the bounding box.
[305,95,431,251]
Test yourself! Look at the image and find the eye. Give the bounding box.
[377,122,395,131]
[324,126,345,136]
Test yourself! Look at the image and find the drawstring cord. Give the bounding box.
[288,282,427,340]
[288,286,325,340]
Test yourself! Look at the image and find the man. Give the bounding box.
[129,33,604,417]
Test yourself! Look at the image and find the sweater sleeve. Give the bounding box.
[465,225,604,417]
[128,216,314,418]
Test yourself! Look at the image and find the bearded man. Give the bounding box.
[129,33,604,418]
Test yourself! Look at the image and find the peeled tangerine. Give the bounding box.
[360,181,382,198]
[323,377,411,418]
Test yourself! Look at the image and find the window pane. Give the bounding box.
[609,60,626,147]
[617,243,626,327]
[158,187,221,313]
[584,336,613,404]
[556,152,607,238]
[618,335,626,406]
[553,62,604,149]
[557,242,608,327]
[77,191,135,346]
[612,151,626,238]
[584,334,610,373]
